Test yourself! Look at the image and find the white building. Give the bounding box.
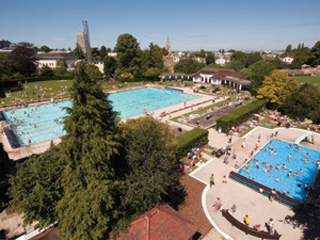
[215,58,227,65]
[281,56,294,64]
[35,53,79,69]
[107,52,117,58]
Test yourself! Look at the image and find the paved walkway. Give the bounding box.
[191,127,320,240]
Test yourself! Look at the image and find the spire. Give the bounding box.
[166,35,171,54]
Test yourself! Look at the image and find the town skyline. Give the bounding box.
[1,0,320,51]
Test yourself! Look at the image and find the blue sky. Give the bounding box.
[1,0,320,51]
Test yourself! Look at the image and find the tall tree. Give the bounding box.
[100,45,107,60]
[308,41,320,66]
[285,44,292,53]
[10,42,36,76]
[114,33,140,76]
[56,62,122,240]
[119,117,180,220]
[73,43,84,59]
[7,144,63,229]
[103,55,117,77]
[205,52,216,65]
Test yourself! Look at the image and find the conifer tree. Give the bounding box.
[56,61,122,240]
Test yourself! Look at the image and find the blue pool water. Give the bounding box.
[238,139,320,202]
[3,87,198,146]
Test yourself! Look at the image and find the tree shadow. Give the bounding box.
[280,172,320,240]
[162,187,188,211]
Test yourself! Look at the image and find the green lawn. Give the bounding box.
[0,79,194,107]
[288,75,320,83]
[0,80,74,106]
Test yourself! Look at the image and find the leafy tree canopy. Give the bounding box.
[279,83,320,123]
[39,45,52,53]
[205,52,215,65]
[100,45,107,60]
[41,65,54,77]
[11,43,36,76]
[119,117,180,219]
[103,55,117,77]
[308,41,320,66]
[248,59,275,85]
[257,70,298,105]
[7,144,62,229]
[174,58,205,74]
[114,34,140,72]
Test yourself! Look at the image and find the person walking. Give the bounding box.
[212,197,222,212]
[231,203,237,213]
[241,138,246,148]
[210,174,215,187]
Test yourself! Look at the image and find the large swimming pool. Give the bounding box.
[3,87,198,146]
[238,139,320,202]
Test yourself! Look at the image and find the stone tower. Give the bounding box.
[163,35,175,73]
[166,35,172,54]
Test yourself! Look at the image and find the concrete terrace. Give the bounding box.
[192,127,320,240]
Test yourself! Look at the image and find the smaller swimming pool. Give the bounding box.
[238,139,320,202]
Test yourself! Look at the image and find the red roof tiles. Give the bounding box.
[116,202,199,240]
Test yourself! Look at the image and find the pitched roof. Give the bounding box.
[116,202,199,240]
[35,53,78,60]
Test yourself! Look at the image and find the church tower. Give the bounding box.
[166,35,172,54]
[163,35,175,73]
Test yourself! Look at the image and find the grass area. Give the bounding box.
[0,80,162,106]
[0,80,74,106]
[288,75,320,84]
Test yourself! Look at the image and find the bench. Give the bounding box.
[221,209,281,240]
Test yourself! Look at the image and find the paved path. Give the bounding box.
[192,127,320,240]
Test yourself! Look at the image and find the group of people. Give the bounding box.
[180,147,204,172]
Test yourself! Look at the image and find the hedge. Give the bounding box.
[216,99,266,133]
[176,128,209,158]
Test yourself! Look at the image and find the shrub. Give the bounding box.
[216,100,266,133]
[176,128,208,158]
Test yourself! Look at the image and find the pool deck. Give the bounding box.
[193,127,320,240]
